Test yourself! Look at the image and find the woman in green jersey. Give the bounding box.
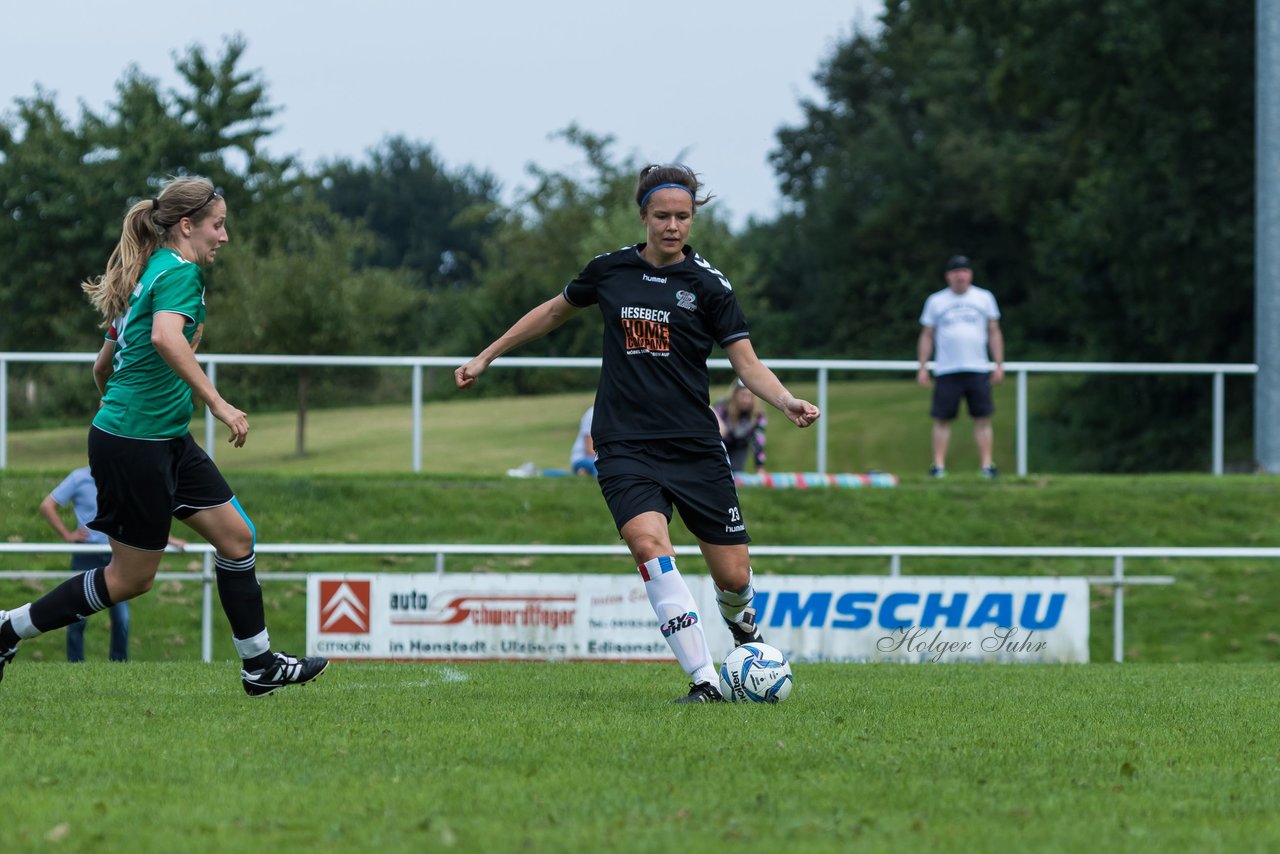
[0,176,327,696]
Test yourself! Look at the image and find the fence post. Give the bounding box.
[204,360,217,461]
[1017,369,1028,476]
[816,366,829,474]
[889,553,901,577]
[413,364,423,474]
[1213,372,1225,475]
[0,358,7,470]
[1112,554,1125,663]
[202,551,214,664]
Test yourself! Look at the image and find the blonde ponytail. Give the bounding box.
[83,175,217,326]
[83,199,160,325]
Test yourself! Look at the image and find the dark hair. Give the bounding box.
[634,164,714,213]
[83,176,221,323]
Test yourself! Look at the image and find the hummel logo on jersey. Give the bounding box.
[642,273,668,284]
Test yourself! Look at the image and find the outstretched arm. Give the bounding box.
[724,339,820,428]
[455,295,582,389]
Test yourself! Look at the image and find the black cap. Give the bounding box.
[945,255,972,272]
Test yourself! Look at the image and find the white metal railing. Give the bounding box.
[1,541,1219,664]
[0,352,1257,475]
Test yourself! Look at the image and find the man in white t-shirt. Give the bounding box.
[916,255,1005,479]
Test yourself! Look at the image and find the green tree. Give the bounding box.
[210,208,420,456]
[318,137,501,289]
[761,0,1252,470]
[0,91,102,353]
[0,37,403,433]
[1016,0,1254,470]
[0,35,301,358]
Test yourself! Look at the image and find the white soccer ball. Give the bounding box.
[719,642,793,703]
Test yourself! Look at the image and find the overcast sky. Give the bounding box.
[0,0,882,229]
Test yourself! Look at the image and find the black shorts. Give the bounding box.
[595,437,750,546]
[87,426,235,551]
[931,372,995,421]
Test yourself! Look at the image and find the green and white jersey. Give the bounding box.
[92,248,206,439]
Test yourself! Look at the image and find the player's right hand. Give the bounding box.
[455,358,487,390]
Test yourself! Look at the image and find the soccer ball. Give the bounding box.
[719,642,793,703]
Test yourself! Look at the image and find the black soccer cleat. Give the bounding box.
[0,611,15,686]
[672,681,725,704]
[724,605,764,647]
[241,652,329,698]
[0,643,15,687]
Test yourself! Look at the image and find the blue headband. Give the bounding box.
[639,182,695,209]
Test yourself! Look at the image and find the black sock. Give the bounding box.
[28,568,114,634]
[215,552,271,667]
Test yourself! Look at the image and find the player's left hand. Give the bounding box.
[211,401,249,448]
[784,397,821,428]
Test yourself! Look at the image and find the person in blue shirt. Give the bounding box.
[39,466,186,661]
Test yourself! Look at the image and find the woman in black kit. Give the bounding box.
[455,165,820,703]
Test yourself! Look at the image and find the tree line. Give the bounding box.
[0,2,1254,470]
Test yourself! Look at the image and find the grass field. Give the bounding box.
[5,661,1278,851]
[5,379,1021,477]
[3,386,1279,851]
[5,470,1280,666]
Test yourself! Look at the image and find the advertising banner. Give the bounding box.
[307,573,1089,663]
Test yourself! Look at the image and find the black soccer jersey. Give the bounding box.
[563,243,749,444]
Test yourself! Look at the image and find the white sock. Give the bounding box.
[715,568,755,623]
[8,603,39,639]
[233,628,271,660]
[638,557,717,686]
